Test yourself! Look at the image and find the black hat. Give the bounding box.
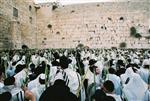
[89,59,97,65]
[60,55,69,69]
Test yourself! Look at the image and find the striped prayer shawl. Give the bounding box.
[62,70,69,86]
[12,90,24,101]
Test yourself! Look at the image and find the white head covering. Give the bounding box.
[28,73,45,90]
[39,74,46,80]
[120,67,135,85]
[142,58,150,66]
[125,67,135,77]
[123,74,148,100]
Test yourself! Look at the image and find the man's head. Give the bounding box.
[102,80,114,93]
[0,92,12,101]
[4,76,15,86]
[108,68,116,74]
[89,59,97,66]
[60,56,69,69]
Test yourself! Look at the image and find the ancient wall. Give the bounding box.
[36,1,150,49]
[0,0,150,49]
[0,0,37,50]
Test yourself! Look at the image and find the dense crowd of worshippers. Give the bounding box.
[0,48,150,101]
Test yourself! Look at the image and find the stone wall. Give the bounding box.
[0,0,150,49]
[0,0,37,50]
[36,1,150,49]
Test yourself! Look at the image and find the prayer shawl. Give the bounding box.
[123,74,148,101]
[0,85,24,101]
[120,67,136,86]
[106,74,121,95]
[106,93,122,101]
[14,69,28,87]
[31,55,40,67]
[28,73,45,90]
[86,68,101,87]
[53,68,81,95]
[138,68,149,84]
[31,85,45,101]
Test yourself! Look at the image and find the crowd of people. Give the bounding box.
[0,48,150,101]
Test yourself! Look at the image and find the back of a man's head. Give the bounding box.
[4,76,15,86]
[0,92,12,101]
[103,80,114,93]
[108,68,116,74]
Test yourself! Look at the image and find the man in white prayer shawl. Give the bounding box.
[30,74,46,101]
[138,65,150,84]
[86,59,101,87]
[53,56,81,94]
[123,74,148,101]
[142,57,150,66]
[133,56,140,65]
[106,68,121,95]
[28,73,45,90]
[39,55,47,65]
[102,80,122,101]
[95,59,104,78]
[0,76,25,101]
[12,52,20,62]
[31,53,40,67]
[120,67,137,86]
[14,68,28,87]
[52,56,85,100]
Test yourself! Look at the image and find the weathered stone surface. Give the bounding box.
[0,0,150,49]
[0,0,37,49]
[36,1,150,49]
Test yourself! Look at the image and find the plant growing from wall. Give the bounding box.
[52,5,58,10]
[52,2,59,11]
[119,42,127,48]
[71,10,75,13]
[134,33,142,38]
[56,31,60,35]
[22,44,28,49]
[130,26,142,39]
[47,24,52,29]
[77,43,84,48]
[130,27,137,37]
[120,17,124,21]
